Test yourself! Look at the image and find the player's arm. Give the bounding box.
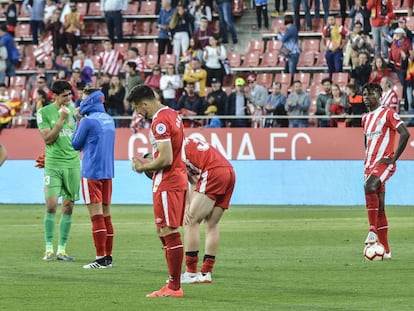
[393,123,410,162]
[0,142,7,166]
[38,108,70,145]
[71,119,88,151]
[132,140,173,173]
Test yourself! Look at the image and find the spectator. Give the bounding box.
[293,0,311,31]
[183,57,207,97]
[5,0,18,37]
[98,39,123,76]
[226,77,250,127]
[350,51,372,91]
[169,2,194,69]
[68,67,81,101]
[380,76,400,112]
[53,54,73,78]
[44,0,57,24]
[388,27,411,103]
[188,0,212,31]
[100,0,128,43]
[349,0,371,34]
[339,0,353,26]
[157,0,174,63]
[271,0,287,17]
[348,22,374,67]
[104,75,126,127]
[246,74,267,114]
[54,69,67,81]
[29,76,54,119]
[180,37,203,71]
[366,0,395,59]
[264,81,288,128]
[315,78,333,127]
[254,0,269,30]
[206,77,227,121]
[215,0,238,44]
[177,81,206,127]
[45,9,63,57]
[125,61,144,95]
[144,64,162,90]
[314,0,329,25]
[27,61,51,94]
[58,0,71,24]
[32,88,51,128]
[397,16,413,42]
[203,104,221,128]
[0,23,19,80]
[286,80,311,128]
[72,48,94,85]
[62,2,84,56]
[322,14,349,77]
[192,16,213,49]
[326,84,349,127]
[369,56,391,84]
[23,0,45,45]
[275,14,301,79]
[160,63,181,109]
[123,47,147,79]
[0,41,7,85]
[345,83,367,127]
[203,35,226,86]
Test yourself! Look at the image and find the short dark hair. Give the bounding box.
[346,83,357,91]
[126,84,156,105]
[362,82,382,97]
[321,78,332,85]
[51,80,72,95]
[284,15,294,26]
[127,61,137,70]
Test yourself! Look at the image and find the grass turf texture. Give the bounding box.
[0,205,413,310]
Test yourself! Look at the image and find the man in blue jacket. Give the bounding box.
[72,88,116,269]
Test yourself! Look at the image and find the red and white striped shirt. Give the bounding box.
[380,88,399,113]
[99,49,123,76]
[362,105,403,170]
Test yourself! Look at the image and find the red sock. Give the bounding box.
[377,210,390,253]
[185,251,199,273]
[104,216,114,256]
[164,232,184,290]
[365,192,379,232]
[201,256,216,274]
[91,214,107,257]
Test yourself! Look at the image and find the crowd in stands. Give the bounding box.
[1,0,414,130]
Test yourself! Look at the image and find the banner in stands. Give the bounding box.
[2,128,414,160]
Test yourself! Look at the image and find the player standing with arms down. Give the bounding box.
[181,137,235,283]
[128,84,187,298]
[362,83,410,259]
[71,88,116,269]
[37,80,80,261]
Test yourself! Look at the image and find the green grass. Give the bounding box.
[0,204,413,311]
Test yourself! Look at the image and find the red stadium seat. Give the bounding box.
[260,51,279,67]
[125,2,139,15]
[256,73,274,90]
[147,42,159,55]
[139,1,156,15]
[114,42,130,55]
[9,76,27,88]
[227,52,242,68]
[76,2,88,15]
[314,51,328,67]
[135,21,152,36]
[19,56,36,70]
[309,84,327,102]
[312,72,330,85]
[133,42,147,56]
[159,54,176,69]
[301,39,321,52]
[144,54,158,68]
[242,51,260,67]
[332,72,349,88]
[87,2,101,16]
[297,51,316,67]
[293,73,311,89]
[11,111,30,128]
[123,22,135,36]
[266,40,282,53]
[82,22,99,38]
[15,24,31,39]
[247,39,265,53]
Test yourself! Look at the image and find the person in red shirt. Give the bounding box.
[388,28,411,88]
[369,56,390,84]
[380,77,399,112]
[128,84,187,298]
[179,137,235,284]
[361,82,410,259]
[366,0,395,58]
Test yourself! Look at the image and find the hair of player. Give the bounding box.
[126,84,156,105]
[51,80,72,95]
[362,82,382,97]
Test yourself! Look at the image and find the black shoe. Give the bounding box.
[105,255,113,267]
[83,257,109,269]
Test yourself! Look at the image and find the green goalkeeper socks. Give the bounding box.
[58,214,72,252]
[44,212,56,252]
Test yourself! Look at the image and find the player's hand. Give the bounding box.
[59,105,70,120]
[74,107,82,122]
[131,157,144,173]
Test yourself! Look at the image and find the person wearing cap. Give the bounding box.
[246,74,267,121]
[388,27,411,90]
[226,77,250,127]
[396,17,413,42]
[367,0,396,59]
[204,104,221,128]
[183,57,207,97]
[206,77,227,122]
[72,87,115,269]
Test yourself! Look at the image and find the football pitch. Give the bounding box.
[0,204,413,310]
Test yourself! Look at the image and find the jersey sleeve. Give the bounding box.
[387,109,403,129]
[36,107,50,130]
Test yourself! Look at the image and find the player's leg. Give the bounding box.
[377,188,391,258]
[103,179,114,266]
[43,168,62,260]
[57,168,80,260]
[182,192,215,282]
[364,174,381,244]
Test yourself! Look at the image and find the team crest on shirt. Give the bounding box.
[155,123,167,134]
[393,112,400,120]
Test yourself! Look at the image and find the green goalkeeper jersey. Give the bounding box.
[37,103,80,169]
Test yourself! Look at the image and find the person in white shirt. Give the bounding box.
[160,63,181,110]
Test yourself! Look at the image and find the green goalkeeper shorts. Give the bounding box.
[44,167,80,201]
